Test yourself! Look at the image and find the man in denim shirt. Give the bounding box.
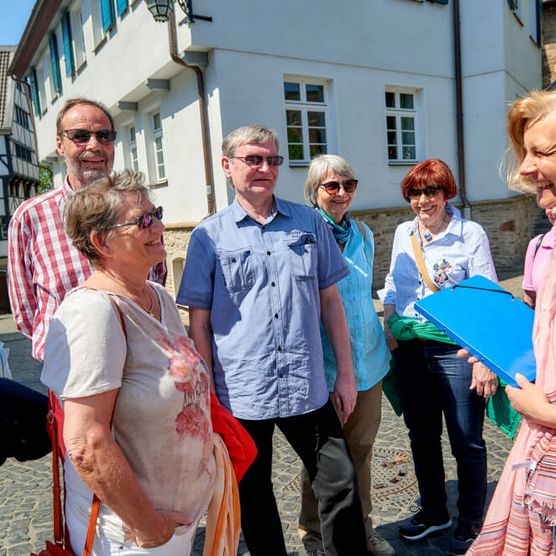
[178,125,367,556]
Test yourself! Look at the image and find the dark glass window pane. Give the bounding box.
[310,144,327,157]
[286,110,302,125]
[387,131,397,145]
[402,131,415,145]
[308,111,325,126]
[386,116,396,130]
[400,93,414,109]
[288,144,304,160]
[401,117,415,131]
[385,91,395,108]
[287,127,303,142]
[309,128,326,144]
[388,146,397,160]
[403,146,416,160]
[284,82,300,101]
[306,84,324,102]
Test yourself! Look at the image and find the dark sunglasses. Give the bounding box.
[63,129,117,144]
[319,179,358,195]
[407,184,444,199]
[108,206,163,230]
[230,155,284,167]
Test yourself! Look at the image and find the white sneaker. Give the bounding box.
[368,528,395,556]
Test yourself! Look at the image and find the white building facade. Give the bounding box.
[10,0,543,289]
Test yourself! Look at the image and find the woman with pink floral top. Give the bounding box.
[41,171,228,556]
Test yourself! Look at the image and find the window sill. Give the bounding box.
[76,60,87,76]
[151,179,168,189]
[388,160,419,166]
[94,36,108,55]
[288,161,310,168]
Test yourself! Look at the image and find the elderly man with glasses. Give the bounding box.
[8,97,166,362]
[177,124,368,556]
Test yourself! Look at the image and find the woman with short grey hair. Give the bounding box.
[299,155,393,556]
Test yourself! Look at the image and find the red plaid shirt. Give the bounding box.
[8,178,167,361]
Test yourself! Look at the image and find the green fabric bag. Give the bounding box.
[384,314,521,439]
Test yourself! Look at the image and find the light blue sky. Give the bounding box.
[0,0,36,46]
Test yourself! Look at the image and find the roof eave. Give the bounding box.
[9,0,61,79]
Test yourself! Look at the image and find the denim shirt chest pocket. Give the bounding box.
[284,232,317,280]
[217,248,255,292]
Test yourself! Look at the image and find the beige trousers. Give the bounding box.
[299,382,383,541]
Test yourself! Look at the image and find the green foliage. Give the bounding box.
[38,165,53,194]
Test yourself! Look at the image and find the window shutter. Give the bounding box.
[100,0,115,32]
[61,12,75,77]
[28,69,41,117]
[116,0,128,16]
[49,34,63,95]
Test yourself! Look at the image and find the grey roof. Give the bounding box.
[0,46,16,133]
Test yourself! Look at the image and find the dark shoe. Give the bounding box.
[399,509,452,542]
[446,521,480,555]
[304,550,326,556]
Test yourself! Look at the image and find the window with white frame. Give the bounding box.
[128,125,139,171]
[70,4,87,69]
[152,113,165,181]
[284,79,328,165]
[385,88,418,163]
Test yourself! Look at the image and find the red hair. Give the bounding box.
[401,159,458,202]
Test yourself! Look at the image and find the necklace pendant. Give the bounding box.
[424,232,432,241]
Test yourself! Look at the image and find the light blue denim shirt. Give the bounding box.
[321,220,391,392]
[382,205,498,319]
[177,197,349,420]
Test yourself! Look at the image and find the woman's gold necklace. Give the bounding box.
[137,286,154,315]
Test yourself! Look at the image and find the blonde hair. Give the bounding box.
[64,170,151,266]
[304,154,355,206]
[506,90,556,193]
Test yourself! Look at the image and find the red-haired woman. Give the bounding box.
[381,159,498,555]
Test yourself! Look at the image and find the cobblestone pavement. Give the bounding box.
[0,271,523,555]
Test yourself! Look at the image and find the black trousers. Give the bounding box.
[237,400,368,556]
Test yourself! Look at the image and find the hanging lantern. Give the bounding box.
[146,0,175,23]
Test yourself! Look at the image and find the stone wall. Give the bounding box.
[164,195,540,300]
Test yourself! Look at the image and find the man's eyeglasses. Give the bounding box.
[230,155,284,167]
[63,129,117,145]
[107,207,163,230]
[407,185,444,199]
[319,179,358,195]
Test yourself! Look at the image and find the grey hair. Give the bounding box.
[64,170,152,266]
[304,154,356,206]
[222,124,279,157]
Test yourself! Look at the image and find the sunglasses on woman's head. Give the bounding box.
[108,206,164,230]
[407,184,443,199]
[319,179,358,195]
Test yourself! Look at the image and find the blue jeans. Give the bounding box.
[395,340,487,525]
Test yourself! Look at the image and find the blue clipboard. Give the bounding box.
[414,275,535,387]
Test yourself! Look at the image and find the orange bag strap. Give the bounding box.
[410,231,440,293]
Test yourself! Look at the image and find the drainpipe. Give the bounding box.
[166,10,216,215]
[453,0,471,219]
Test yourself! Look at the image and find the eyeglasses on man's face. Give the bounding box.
[319,179,358,195]
[63,129,117,145]
[230,155,284,168]
[108,206,163,230]
[407,185,444,199]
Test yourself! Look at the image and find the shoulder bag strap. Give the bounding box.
[534,233,546,258]
[50,300,128,556]
[410,231,440,293]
